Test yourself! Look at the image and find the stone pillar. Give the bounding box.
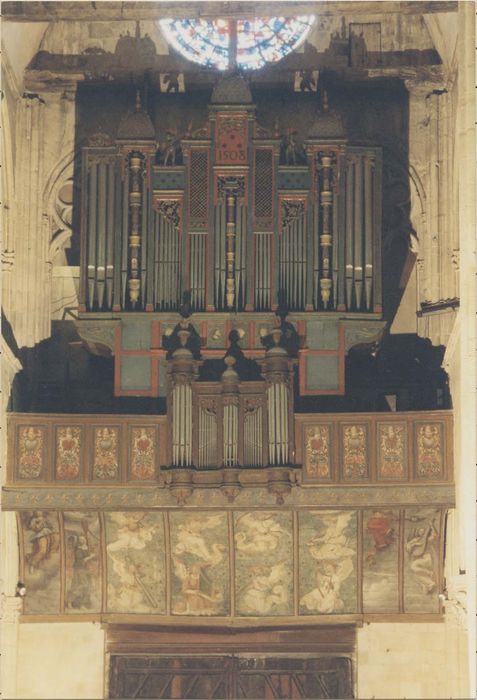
[405,75,459,346]
[1,340,22,698]
[453,4,476,695]
[5,88,76,350]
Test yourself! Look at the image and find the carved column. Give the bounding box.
[216,177,241,310]
[318,152,334,308]
[127,151,145,308]
[406,75,458,345]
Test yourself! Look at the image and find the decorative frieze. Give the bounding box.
[14,506,447,621]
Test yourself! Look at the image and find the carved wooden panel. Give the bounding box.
[16,425,47,481]
[108,656,354,699]
[215,113,248,165]
[7,412,453,487]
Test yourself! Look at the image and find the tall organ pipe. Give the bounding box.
[261,327,294,466]
[221,356,239,467]
[168,328,197,467]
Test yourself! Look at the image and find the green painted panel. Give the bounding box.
[120,356,151,391]
[306,355,339,391]
[121,320,151,351]
[158,361,167,397]
[306,320,339,350]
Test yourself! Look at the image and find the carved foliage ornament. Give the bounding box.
[217,175,246,201]
[158,200,181,228]
[282,199,305,228]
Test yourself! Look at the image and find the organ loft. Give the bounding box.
[1,3,474,700]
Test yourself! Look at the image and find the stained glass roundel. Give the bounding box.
[159,16,315,70]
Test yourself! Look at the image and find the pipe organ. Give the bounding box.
[79,83,382,315]
[166,329,289,469]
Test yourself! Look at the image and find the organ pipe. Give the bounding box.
[261,327,294,466]
[364,155,374,310]
[81,139,381,316]
[221,356,239,467]
[168,328,197,467]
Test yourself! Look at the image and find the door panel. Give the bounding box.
[109,655,353,699]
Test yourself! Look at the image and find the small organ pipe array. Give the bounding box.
[165,322,295,469]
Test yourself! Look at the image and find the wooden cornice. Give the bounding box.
[3,1,458,22]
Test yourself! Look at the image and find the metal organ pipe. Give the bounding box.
[221,356,239,467]
[263,328,293,466]
[364,155,374,310]
[87,162,97,309]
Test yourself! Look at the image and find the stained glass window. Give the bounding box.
[160,16,315,71]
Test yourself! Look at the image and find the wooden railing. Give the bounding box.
[7,411,452,486]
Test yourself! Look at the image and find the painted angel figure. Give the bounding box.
[240,561,288,615]
[235,512,287,554]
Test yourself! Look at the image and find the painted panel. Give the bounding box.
[304,425,332,481]
[306,321,339,350]
[362,509,399,612]
[403,507,440,613]
[105,512,166,614]
[120,356,152,391]
[341,424,369,481]
[55,427,82,481]
[207,322,227,349]
[130,427,157,480]
[415,423,444,479]
[305,356,340,391]
[215,114,248,165]
[17,426,46,479]
[93,426,120,480]
[299,511,357,614]
[121,320,152,351]
[234,511,293,616]
[170,512,229,616]
[64,511,101,612]
[377,422,407,480]
[20,511,61,614]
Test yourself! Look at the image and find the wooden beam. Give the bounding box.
[2,1,458,22]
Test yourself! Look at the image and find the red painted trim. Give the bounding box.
[201,321,208,348]
[296,320,307,349]
[151,321,160,349]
